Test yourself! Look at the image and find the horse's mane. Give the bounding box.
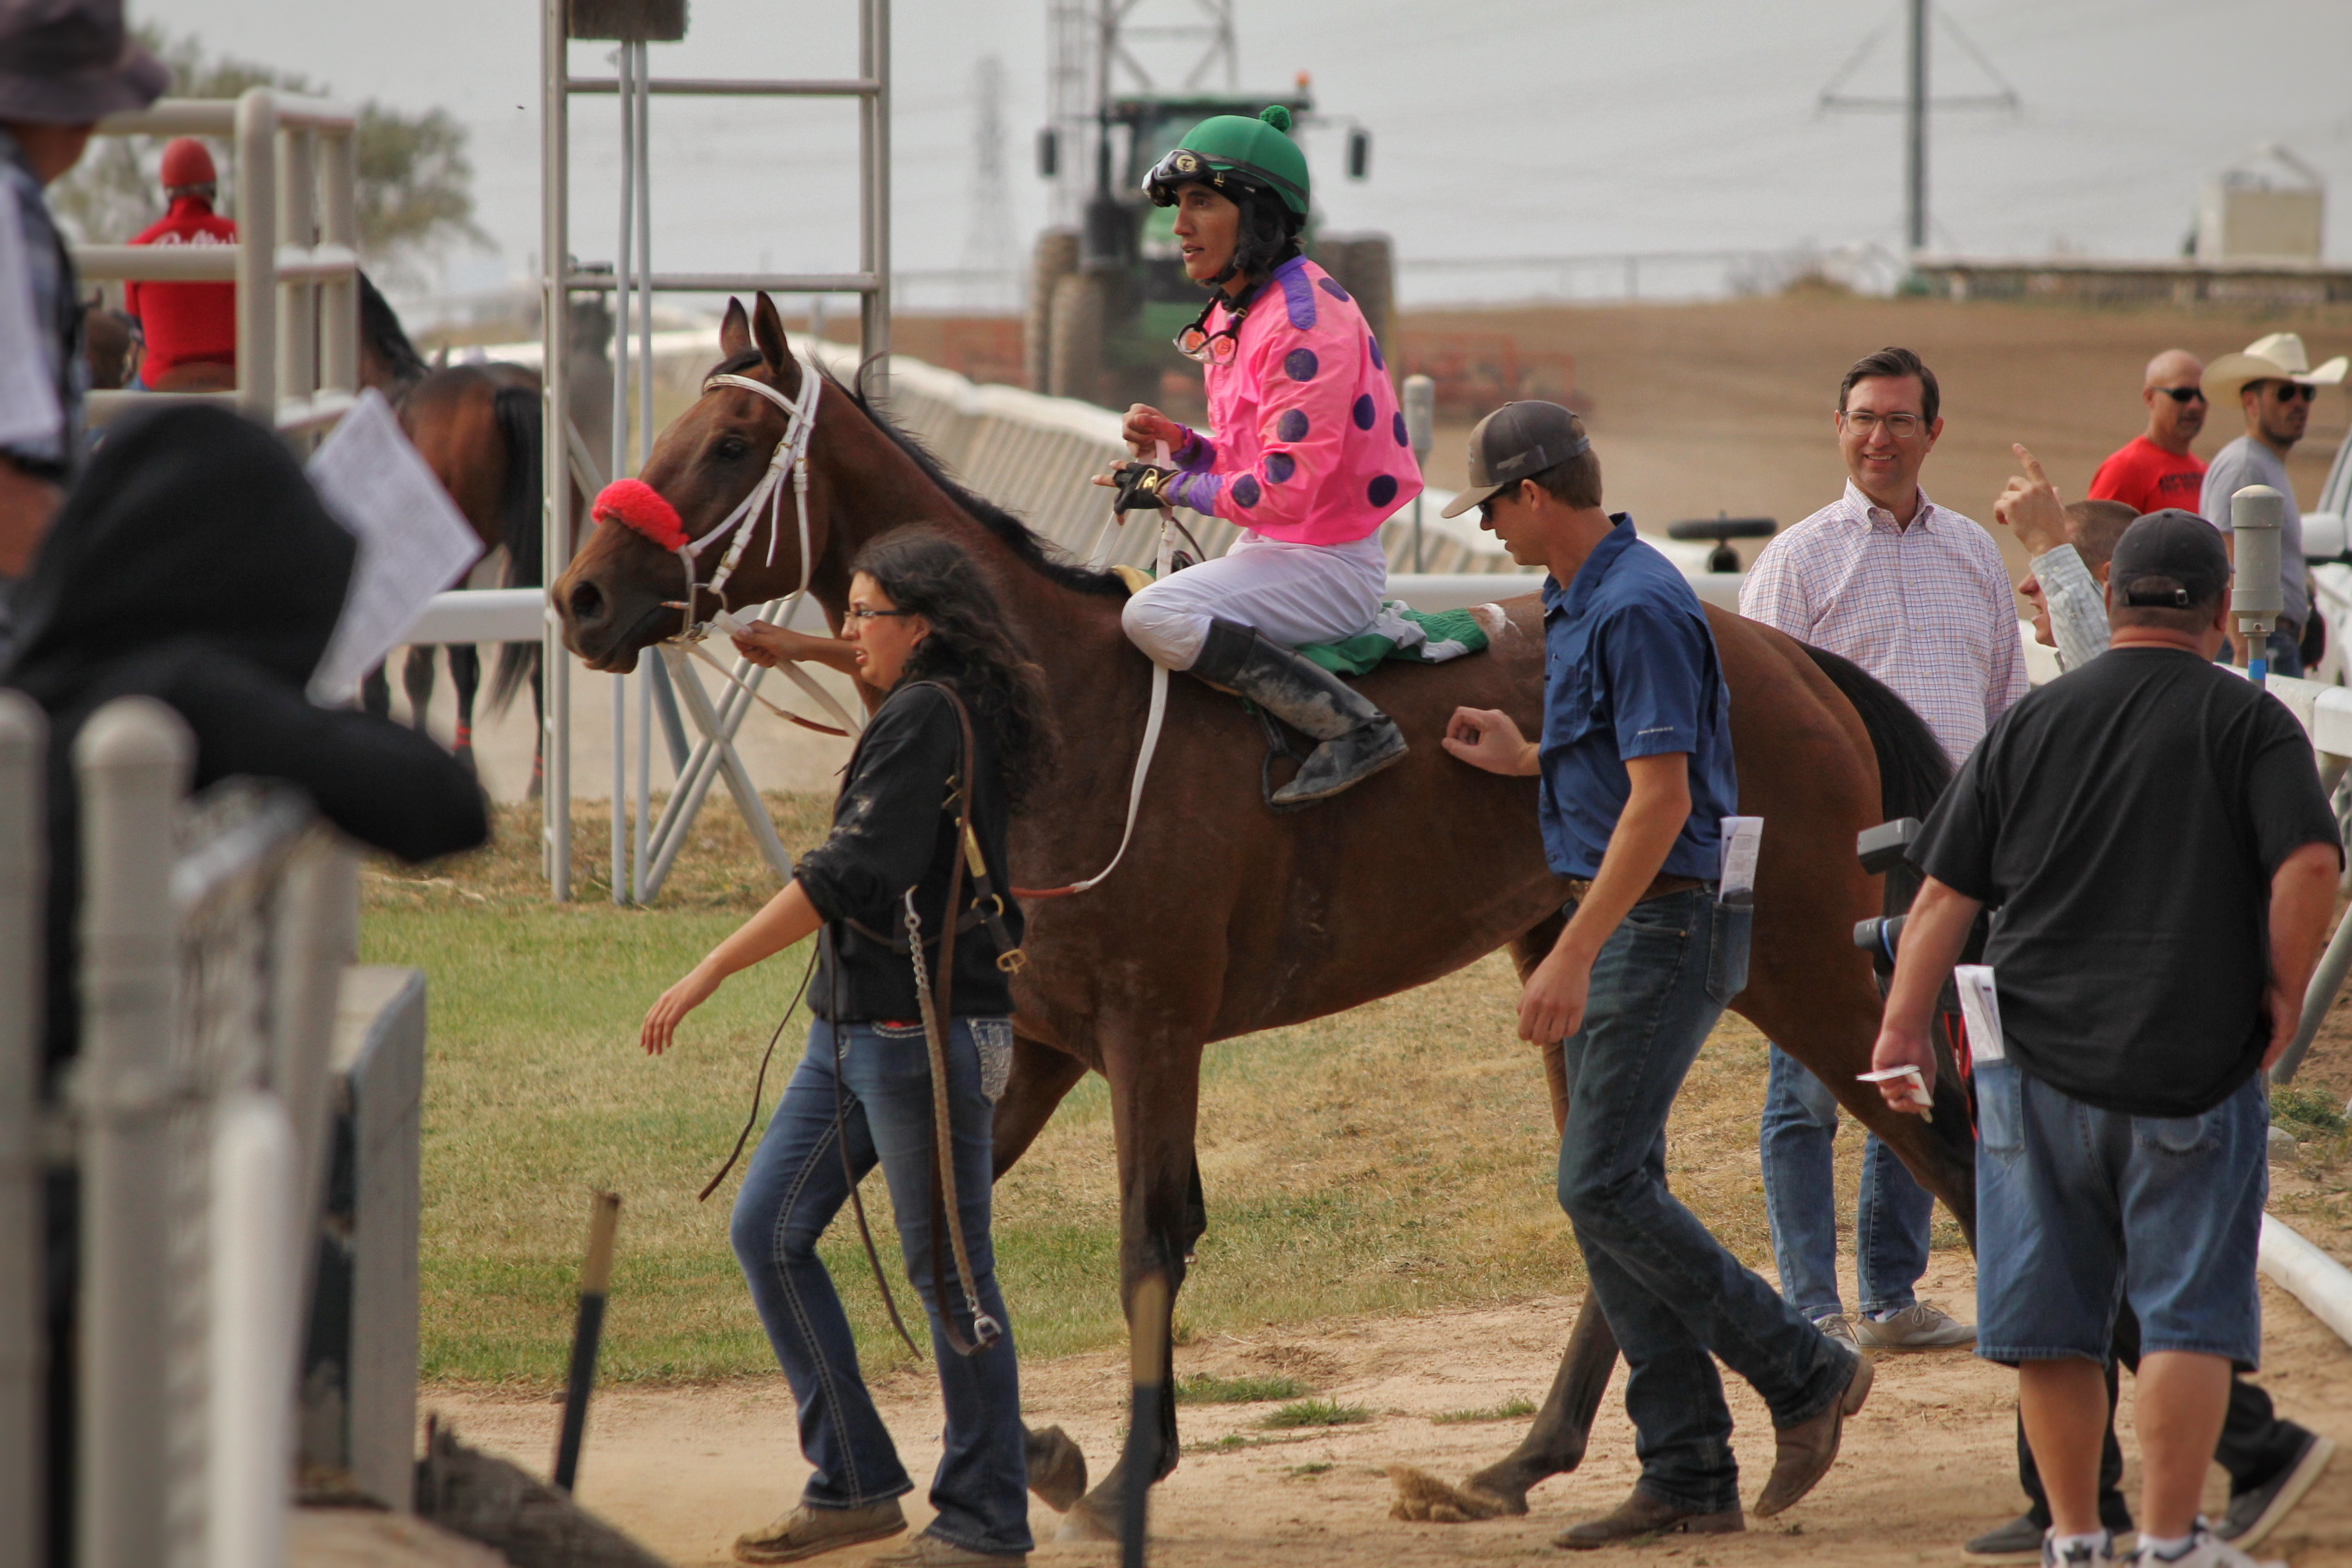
[358,271,430,386]
[713,348,1129,599]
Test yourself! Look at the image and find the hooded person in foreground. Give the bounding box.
[3,401,488,1563]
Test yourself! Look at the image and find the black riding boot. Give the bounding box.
[1193,617,1407,805]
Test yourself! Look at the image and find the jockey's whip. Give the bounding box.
[1120,1270,1172,1568]
[553,1191,622,1492]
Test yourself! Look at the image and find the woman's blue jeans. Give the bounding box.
[1758,1043,1933,1321]
[729,1016,1031,1555]
[1556,890,1853,1513]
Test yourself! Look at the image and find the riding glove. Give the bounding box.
[1111,462,1179,513]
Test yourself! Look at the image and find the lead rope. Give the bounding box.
[905,888,1001,1353]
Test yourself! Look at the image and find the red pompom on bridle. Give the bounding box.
[592,478,687,551]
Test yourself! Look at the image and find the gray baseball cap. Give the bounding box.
[2112,507,2229,608]
[0,0,167,125]
[1439,400,1592,518]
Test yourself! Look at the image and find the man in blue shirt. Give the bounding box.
[1443,402,1870,1548]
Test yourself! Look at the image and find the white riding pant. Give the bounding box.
[1120,531,1388,669]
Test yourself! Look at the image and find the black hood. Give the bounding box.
[2,404,356,706]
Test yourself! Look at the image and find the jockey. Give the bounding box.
[1100,106,1420,805]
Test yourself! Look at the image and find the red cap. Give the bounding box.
[159,137,216,190]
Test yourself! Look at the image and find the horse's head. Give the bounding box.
[555,292,834,671]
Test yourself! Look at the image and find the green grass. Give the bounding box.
[2274,1083,2349,1138]
[1428,1396,1537,1425]
[1173,1372,1308,1405]
[1260,1398,1371,1429]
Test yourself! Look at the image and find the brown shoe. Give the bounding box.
[867,1534,1027,1567]
[734,1499,907,1563]
[1752,1350,1874,1518]
[1552,1488,1744,1550]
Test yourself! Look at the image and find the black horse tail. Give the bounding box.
[1801,642,1954,923]
[488,384,545,715]
[356,270,430,390]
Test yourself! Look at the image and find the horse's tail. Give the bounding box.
[356,270,430,389]
[1799,643,1952,906]
[488,384,544,715]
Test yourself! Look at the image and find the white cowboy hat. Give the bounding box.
[2201,332,2349,406]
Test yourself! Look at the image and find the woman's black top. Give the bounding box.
[2,405,491,1083]
[796,677,1022,1021]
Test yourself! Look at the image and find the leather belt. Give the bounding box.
[1562,872,1707,907]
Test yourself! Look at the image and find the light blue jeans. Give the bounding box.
[1758,1043,1933,1321]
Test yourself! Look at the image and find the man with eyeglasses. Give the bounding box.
[2088,351,2208,517]
[1739,345,2022,1360]
[2197,333,2348,676]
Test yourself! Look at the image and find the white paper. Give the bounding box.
[0,196,64,451]
[1954,964,2006,1064]
[1858,1065,1935,1118]
[306,389,484,703]
[1718,816,1764,903]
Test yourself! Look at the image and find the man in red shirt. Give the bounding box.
[124,136,236,390]
[2086,348,2206,515]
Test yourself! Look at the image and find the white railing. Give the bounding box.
[72,89,360,444]
[66,698,356,1568]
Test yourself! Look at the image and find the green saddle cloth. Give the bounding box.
[1296,599,1490,676]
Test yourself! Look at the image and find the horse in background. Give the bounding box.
[356,273,567,787]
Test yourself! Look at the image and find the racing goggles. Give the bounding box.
[1173,296,1243,365]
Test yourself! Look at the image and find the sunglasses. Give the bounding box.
[2156,386,2205,405]
[2270,382,2319,403]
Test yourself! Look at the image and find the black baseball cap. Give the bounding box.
[1440,401,1591,518]
[2111,508,2229,608]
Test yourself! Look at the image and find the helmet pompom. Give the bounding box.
[1258,104,1292,134]
[593,478,687,551]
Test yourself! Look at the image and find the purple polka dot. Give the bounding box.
[1318,276,1352,302]
[1232,473,1262,508]
[1392,411,1409,446]
[1266,452,1295,483]
[1276,408,1309,442]
[1367,474,1399,509]
[1283,347,1319,382]
[1352,393,1376,430]
[1368,335,1384,371]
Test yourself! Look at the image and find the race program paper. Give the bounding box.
[306,389,483,704]
[1954,965,2005,1064]
[1858,1064,1934,1121]
[1718,816,1763,906]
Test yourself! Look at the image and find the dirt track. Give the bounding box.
[424,1248,2352,1567]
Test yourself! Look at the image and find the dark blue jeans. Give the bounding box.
[1556,889,1856,1513]
[1758,1043,1933,1320]
[730,1016,1030,1554]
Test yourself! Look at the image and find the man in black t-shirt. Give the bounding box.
[1869,511,2341,1568]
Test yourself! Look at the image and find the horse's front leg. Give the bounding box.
[1057,1024,1204,1543]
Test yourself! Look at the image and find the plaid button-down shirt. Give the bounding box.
[1740,481,2025,765]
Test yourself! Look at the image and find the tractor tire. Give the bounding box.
[1047,270,1111,408]
[1322,233,1397,382]
[1024,229,1081,392]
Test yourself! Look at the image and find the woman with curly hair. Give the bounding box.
[643,529,1048,1567]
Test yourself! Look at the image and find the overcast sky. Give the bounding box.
[138,0,2352,306]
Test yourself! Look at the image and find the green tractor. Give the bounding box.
[1024,88,1394,412]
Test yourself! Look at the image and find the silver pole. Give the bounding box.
[542,0,573,899]
[609,41,633,905]
[74,697,194,1568]
[632,38,656,902]
[234,91,277,426]
[276,123,317,444]
[1904,0,1926,253]
[0,693,43,1568]
[2271,899,2352,1084]
[206,1093,296,1568]
[859,0,891,397]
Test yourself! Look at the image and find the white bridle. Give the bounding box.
[663,353,861,737]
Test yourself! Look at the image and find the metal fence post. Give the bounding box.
[73,697,194,1568]
[234,90,278,427]
[541,0,574,900]
[206,1092,295,1568]
[0,691,45,1568]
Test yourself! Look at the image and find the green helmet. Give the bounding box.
[1142,104,1310,218]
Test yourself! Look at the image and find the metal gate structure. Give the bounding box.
[538,0,893,901]
[71,89,361,447]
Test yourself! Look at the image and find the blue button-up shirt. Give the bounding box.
[1538,515,1738,881]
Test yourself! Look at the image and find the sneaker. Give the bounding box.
[2043,1530,2118,1566]
[1813,1312,1862,1354]
[1854,1301,1976,1351]
[2135,1520,2284,1567]
[734,1499,908,1563]
[2218,1429,2333,1549]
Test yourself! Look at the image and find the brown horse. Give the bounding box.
[553,294,1975,1531]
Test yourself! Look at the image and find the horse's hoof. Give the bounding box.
[1053,1497,1118,1543]
[1024,1425,1088,1512]
[1388,1464,1523,1523]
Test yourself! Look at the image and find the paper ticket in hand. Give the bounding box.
[1718,816,1763,906]
[1858,1065,1934,1122]
[1954,965,2005,1064]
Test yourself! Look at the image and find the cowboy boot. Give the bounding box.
[1193,617,1408,805]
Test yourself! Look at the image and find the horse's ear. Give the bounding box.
[751,291,790,375]
[719,297,752,361]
